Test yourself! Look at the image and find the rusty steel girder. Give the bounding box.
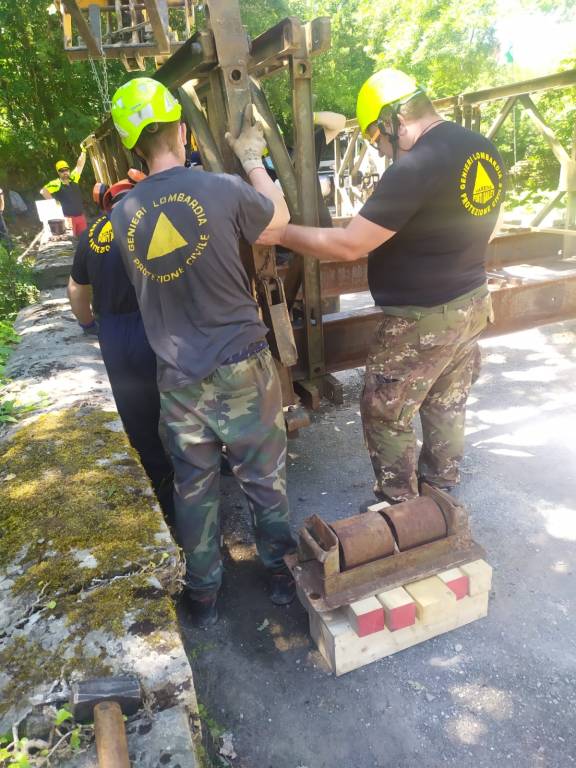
[290,264,576,379]
[277,230,576,299]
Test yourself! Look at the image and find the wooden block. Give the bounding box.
[438,568,469,600]
[404,576,457,624]
[377,586,416,631]
[460,559,493,596]
[309,592,489,676]
[345,596,385,637]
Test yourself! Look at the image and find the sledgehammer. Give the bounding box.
[70,676,141,768]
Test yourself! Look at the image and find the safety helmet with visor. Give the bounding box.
[356,69,422,158]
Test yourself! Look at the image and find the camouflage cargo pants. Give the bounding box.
[160,347,296,598]
[360,285,493,503]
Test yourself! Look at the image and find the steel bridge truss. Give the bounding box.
[83,2,576,424]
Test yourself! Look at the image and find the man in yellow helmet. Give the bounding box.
[109,77,295,627]
[253,68,504,504]
[40,148,88,236]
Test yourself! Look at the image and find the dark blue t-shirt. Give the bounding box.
[71,214,139,315]
[111,166,274,390]
[360,121,504,307]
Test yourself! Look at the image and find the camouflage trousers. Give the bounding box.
[360,285,493,502]
[160,347,296,598]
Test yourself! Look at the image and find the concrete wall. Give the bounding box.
[0,245,200,766]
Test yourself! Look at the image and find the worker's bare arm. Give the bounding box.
[40,187,53,200]
[74,149,87,177]
[67,277,95,325]
[257,214,395,262]
[248,167,289,230]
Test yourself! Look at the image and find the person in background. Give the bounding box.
[41,147,88,237]
[67,173,174,520]
[0,188,13,252]
[313,110,346,225]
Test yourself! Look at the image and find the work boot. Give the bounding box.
[185,592,219,629]
[373,486,410,505]
[418,477,455,495]
[268,567,296,606]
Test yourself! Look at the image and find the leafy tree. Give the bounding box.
[0,0,125,192]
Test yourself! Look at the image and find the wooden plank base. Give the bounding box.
[308,590,489,676]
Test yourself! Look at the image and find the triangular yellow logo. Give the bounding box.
[146,212,188,261]
[472,161,495,205]
[98,221,113,244]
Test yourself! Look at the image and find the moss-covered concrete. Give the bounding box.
[0,407,181,601]
[0,291,198,765]
[0,574,193,729]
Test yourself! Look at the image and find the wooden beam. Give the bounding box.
[142,0,171,53]
[63,0,103,57]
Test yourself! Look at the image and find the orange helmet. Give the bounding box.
[127,168,147,184]
[92,169,145,212]
[92,182,107,209]
[102,179,134,211]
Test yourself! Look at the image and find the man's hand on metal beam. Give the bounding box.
[225,104,268,175]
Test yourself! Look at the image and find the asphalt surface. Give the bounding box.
[179,308,576,768]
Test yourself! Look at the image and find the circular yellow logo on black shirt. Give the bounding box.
[88,215,114,254]
[459,152,503,216]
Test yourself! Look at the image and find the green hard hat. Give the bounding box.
[356,69,420,136]
[111,77,182,149]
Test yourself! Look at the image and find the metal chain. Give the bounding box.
[88,51,111,115]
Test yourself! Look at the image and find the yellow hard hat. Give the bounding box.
[356,69,420,135]
[55,160,70,171]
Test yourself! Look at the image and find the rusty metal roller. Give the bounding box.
[381,497,447,551]
[330,511,395,570]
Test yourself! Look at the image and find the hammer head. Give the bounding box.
[70,676,142,722]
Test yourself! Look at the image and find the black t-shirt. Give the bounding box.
[70,215,139,315]
[111,166,273,389]
[52,181,85,217]
[360,121,504,307]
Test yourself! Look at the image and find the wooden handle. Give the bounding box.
[94,701,130,768]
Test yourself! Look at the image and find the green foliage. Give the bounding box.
[0,0,126,191]
[0,244,39,320]
[0,253,45,425]
[0,717,85,767]
[354,0,503,98]
[54,708,73,728]
[0,319,19,376]
[0,0,573,201]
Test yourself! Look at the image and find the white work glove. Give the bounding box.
[225,104,267,174]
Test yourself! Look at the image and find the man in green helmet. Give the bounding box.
[109,77,296,628]
[254,68,504,505]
